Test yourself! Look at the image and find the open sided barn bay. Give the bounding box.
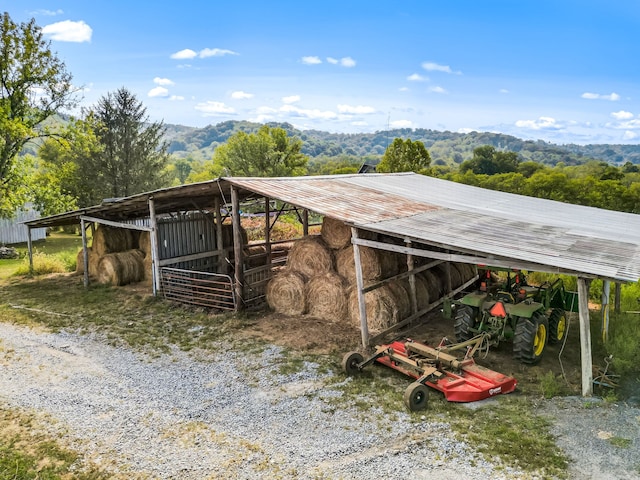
[4,173,640,478]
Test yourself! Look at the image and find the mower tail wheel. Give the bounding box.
[548,308,567,344]
[403,381,429,411]
[513,311,549,364]
[342,351,364,375]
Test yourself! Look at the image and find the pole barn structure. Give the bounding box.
[23,173,640,397]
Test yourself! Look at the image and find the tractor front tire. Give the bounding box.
[548,308,567,344]
[403,382,429,411]
[513,311,549,364]
[342,351,364,375]
[453,305,477,342]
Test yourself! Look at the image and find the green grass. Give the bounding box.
[0,406,108,480]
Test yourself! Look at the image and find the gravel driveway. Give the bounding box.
[1,322,638,479]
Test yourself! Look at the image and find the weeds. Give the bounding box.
[608,436,632,448]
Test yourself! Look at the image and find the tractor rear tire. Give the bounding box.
[404,381,429,411]
[342,351,364,375]
[548,308,567,344]
[453,305,477,342]
[513,311,548,364]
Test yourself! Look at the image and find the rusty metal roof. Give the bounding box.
[24,172,640,282]
[224,173,640,282]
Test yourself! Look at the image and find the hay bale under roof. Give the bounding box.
[306,271,348,322]
[92,225,135,257]
[287,236,334,278]
[347,284,402,333]
[335,246,381,283]
[97,249,145,286]
[266,269,307,315]
[75,247,99,277]
[321,216,352,250]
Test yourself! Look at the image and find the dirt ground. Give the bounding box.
[241,307,588,397]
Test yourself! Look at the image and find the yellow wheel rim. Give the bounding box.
[534,324,546,356]
[556,315,566,341]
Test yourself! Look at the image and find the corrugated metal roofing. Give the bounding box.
[224,173,640,282]
[24,172,640,282]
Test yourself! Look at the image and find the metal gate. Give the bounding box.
[160,267,236,310]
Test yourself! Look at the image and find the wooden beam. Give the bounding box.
[81,218,89,288]
[406,240,417,316]
[79,215,152,231]
[302,209,309,236]
[264,196,272,267]
[602,280,610,343]
[351,227,370,348]
[577,277,593,397]
[214,197,226,274]
[148,198,161,296]
[231,186,244,310]
[614,282,621,313]
[27,227,33,274]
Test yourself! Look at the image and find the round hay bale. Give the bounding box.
[347,284,400,333]
[306,271,348,322]
[138,230,151,255]
[92,226,135,256]
[335,246,381,283]
[76,247,100,277]
[413,274,431,310]
[266,269,307,315]
[457,263,476,283]
[97,249,145,286]
[420,270,442,301]
[321,216,352,250]
[244,244,267,268]
[287,236,333,278]
[386,280,411,319]
[379,250,399,278]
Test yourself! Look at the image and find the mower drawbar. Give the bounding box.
[342,338,517,411]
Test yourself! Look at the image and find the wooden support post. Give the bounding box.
[214,197,226,274]
[81,218,89,288]
[231,186,244,310]
[444,259,452,294]
[264,196,272,267]
[148,198,161,296]
[302,209,309,236]
[577,277,593,397]
[27,227,33,274]
[614,282,621,313]
[406,240,417,316]
[351,227,370,348]
[602,280,611,343]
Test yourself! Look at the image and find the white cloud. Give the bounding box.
[231,91,253,99]
[608,118,640,129]
[623,130,638,140]
[429,86,447,94]
[42,20,92,42]
[337,104,376,114]
[154,77,174,86]
[282,95,300,104]
[301,56,322,65]
[148,86,169,98]
[390,120,413,128]
[169,95,184,101]
[351,121,369,126]
[407,73,426,82]
[326,57,338,64]
[255,106,278,115]
[515,116,563,130]
[499,89,509,94]
[399,87,409,92]
[340,57,356,67]
[200,48,238,58]
[611,110,633,120]
[171,49,197,60]
[30,9,64,16]
[581,92,620,101]
[195,101,236,116]
[280,104,337,120]
[422,62,461,75]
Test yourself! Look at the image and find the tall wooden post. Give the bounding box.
[27,227,33,274]
[231,186,244,310]
[577,277,593,397]
[406,240,417,316]
[602,280,611,343]
[214,197,226,274]
[81,218,89,288]
[148,197,161,296]
[302,209,309,236]
[264,196,272,267]
[614,283,621,313]
[351,228,369,348]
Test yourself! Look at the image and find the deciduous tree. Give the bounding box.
[377,138,431,173]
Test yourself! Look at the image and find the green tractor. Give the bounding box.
[449,270,576,364]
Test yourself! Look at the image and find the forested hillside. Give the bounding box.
[165,120,640,166]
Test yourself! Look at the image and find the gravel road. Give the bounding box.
[1,322,638,479]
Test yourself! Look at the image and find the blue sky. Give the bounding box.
[6,1,640,145]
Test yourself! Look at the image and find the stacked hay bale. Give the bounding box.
[76,225,148,286]
[265,216,478,332]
